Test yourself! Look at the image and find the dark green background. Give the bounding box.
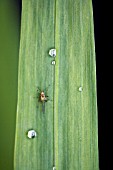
[0,0,21,169]
[0,1,111,170]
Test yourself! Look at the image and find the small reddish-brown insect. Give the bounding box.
[37,86,50,113]
[40,91,48,102]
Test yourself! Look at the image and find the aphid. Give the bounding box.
[36,86,50,113]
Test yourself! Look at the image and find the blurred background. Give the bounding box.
[0,0,21,169]
[0,0,112,170]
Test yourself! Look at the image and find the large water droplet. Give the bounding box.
[49,49,56,57]
[27,130,37,139]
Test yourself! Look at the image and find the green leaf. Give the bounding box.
[14,0,99,170]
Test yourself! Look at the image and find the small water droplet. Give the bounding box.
[27,130,37,139]
[52,60,56,65]
[79,86,83,92]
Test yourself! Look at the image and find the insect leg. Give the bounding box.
[44,84,50,93]
[37,87,41,93]
[48,98,53,102]
[46,96,52,102]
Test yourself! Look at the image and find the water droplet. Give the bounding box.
[79,86,83,92]
[52,60,56,65]
[27,130,37,139]
[49,49,56,57]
